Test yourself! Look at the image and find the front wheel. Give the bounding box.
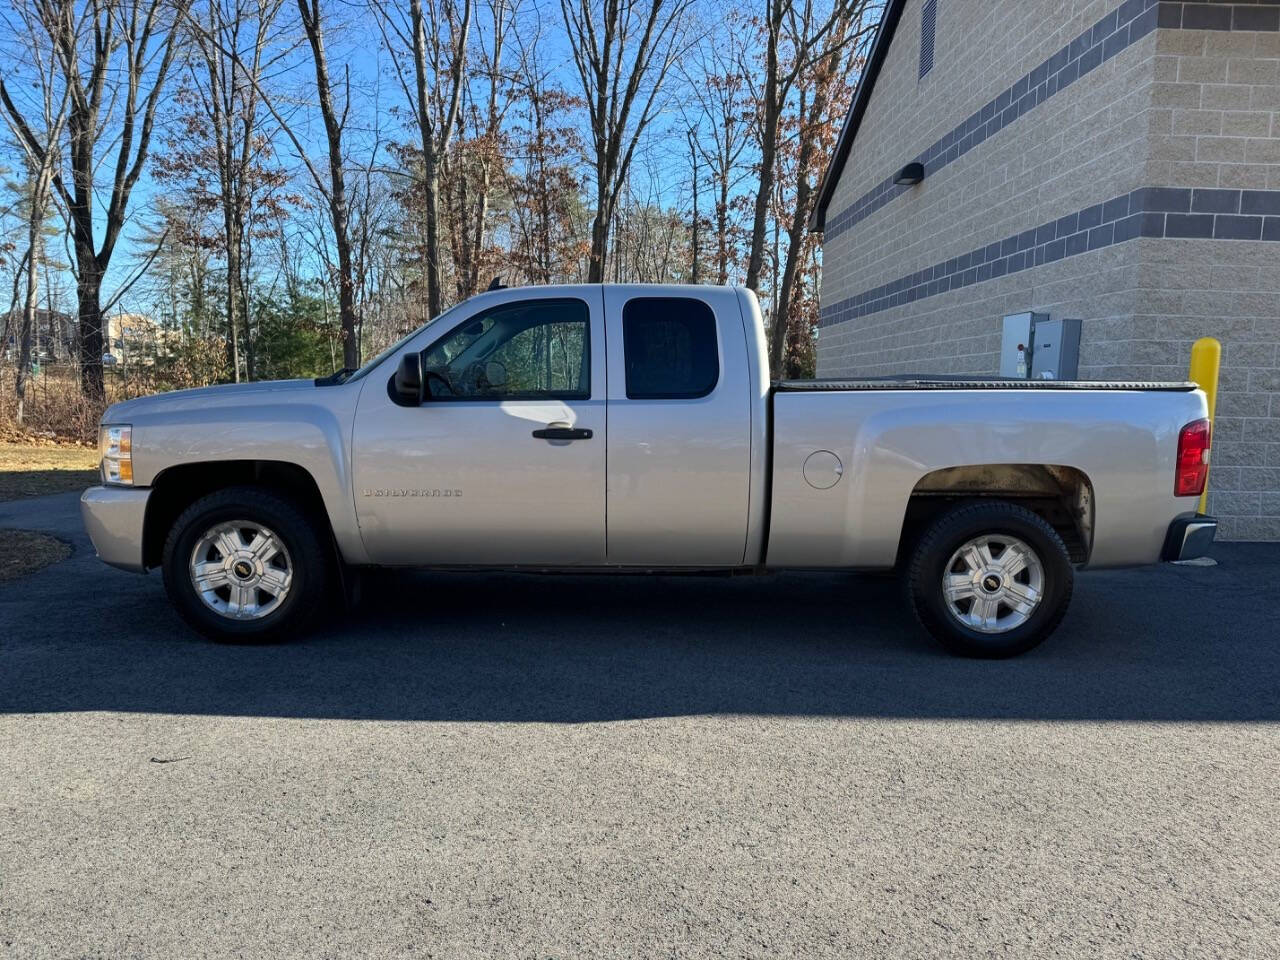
[905,501,1074,658]
[162,485,331,642]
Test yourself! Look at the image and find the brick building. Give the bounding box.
[811,0,1280,540]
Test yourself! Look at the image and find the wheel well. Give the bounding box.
[142,460,332,569]
[899,464,1094,565]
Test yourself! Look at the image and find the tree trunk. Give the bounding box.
[535,100,552,283]
[15,176,50,424]
[689,130,700,284]
[716,180,730,285]
[745,13,781,293]
[423,150,444,318]
[70,153,106,404]
[587,199,609,284]
[15,268,36,426]
[77,255,105,403]
[299,0,360,367]
[469,163,490,297]
[226,231,243,381]
[206,14,242,382]
[447,145,473,302]
[239,232,256,379]
[332,192,359,368]
[770,214,805,376]
[770,69,835,377]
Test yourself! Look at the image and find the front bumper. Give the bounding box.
[1162,514,1217,562]
[81,485,151,573]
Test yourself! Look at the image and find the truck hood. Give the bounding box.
[103,379,317,421]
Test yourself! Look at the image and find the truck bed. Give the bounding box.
[766,377,1208,571]
[774,378,1197,392]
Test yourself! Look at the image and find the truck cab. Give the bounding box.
[349,284,769,568]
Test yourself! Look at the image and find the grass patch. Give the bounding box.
[0,443,100,501]
[0,529,72,581]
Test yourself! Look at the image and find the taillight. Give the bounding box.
[1175,418,1211,497]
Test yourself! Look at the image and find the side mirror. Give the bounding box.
[394,352,424,405]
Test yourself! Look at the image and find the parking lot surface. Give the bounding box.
[1,492,1278,958]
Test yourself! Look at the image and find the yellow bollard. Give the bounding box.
[1188,337,1221,515]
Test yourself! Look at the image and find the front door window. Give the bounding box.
[421,299,590,400]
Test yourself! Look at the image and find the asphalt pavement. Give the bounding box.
[1,491,1277,958]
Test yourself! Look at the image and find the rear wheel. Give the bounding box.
[906,501,1074,658]
[162,485,331,642]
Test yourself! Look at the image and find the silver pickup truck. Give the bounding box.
[82,284,1215,657]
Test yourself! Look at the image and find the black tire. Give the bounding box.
[161,485,331,643]
[905,500,1074,658]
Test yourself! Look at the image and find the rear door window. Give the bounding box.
[622,297,719,399]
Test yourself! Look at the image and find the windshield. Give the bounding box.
[341,302,465,384]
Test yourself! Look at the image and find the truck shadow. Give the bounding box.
[1,543,1277,723]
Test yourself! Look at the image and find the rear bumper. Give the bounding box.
[81,486,150,573]
[1162,514,1217,562]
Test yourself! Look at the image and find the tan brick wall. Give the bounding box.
[817,1,1280,540]
[1148,26,1280,189]
[817,242,1141,377]
[1135,28,1280,539]
[821,0,1159,347]
[1127,236,1280,541]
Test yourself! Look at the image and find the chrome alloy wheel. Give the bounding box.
[942,534,1044,634]
[189,521,293,620]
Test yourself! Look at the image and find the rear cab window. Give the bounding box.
[622,297,719,400]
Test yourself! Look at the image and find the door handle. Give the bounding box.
[532,425,593,441]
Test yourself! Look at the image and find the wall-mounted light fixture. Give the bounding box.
[894,162,925,186]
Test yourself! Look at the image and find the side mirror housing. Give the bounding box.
[394,352,425,405]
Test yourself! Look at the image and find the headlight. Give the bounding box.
[99,425,133,485]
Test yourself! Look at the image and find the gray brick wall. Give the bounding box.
[817,0,1280,540]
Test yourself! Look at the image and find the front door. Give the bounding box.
[352,291,606,565]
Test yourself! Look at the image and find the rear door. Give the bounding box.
[352,289,606,565]
[603,286,753,566]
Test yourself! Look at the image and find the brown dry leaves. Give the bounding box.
[0,529,72,581]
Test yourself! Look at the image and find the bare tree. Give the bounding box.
[445,0,517,301]
[742,0,874,300]
[185,0,289,380]
[371,0,472,318]
[504,23,586,286]
[0,0,69,422]
[294,0,360,367]
[187,0,364,367]
[2,0,192,402]
[681,24,752,285]
[765,0,872,375]
[559,0,691,283]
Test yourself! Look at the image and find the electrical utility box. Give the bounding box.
[999,313,1082,379]
[999,313,1044,377]
[1030,317,1082,380]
